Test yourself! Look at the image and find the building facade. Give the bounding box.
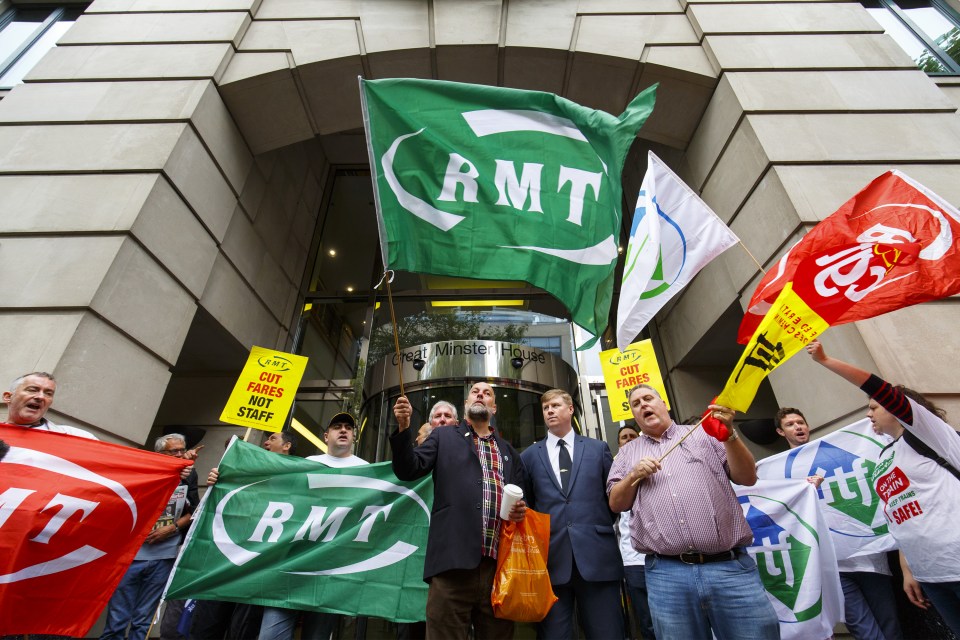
[1,0,958,458]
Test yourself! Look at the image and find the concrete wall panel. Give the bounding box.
[435,0,501,45]
[26,43,233,82]
[690,2,882,36]
[0,236,124,307]
[132,176,219,297]
[0,174,156,233]
[0,123,185,172]
[88,0,259,12]
[91,239,196,363]
[240,20,359,64]
[52,313,175,443]
[704,33,914,71]
[0,80,208,122]
[576,14,698,59]
[0,312,84,395]
[200,254,285,346]
[163,125,239,241]
[859,302,960,394]
[59,12,250,46]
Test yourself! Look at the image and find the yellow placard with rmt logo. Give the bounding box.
[220,346,309,432]
[599,339,669,422]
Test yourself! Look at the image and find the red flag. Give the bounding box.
[738,171,960,343]
[0,425,189,637]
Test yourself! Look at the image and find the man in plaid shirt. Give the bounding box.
[392,382,528,639]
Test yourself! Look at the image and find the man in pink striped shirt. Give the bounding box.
[607,384,778,640]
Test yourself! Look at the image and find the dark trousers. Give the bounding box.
[840,571,903,640]
[624,565,656,640]
[425,557,514,640]
[537,561,623,640]
[189,600,263,639]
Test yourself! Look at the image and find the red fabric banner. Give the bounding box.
[0,425,188,637]
[738,171,960,343]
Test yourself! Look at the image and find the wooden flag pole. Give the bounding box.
[738,240,767,275]
[376,270,405,397]
[630,414,707,487]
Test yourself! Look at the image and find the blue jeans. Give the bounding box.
[259,607,340,640]
[624,565,656,640]
[100,558,175,640]
[645,552,779,640]
[839,571,902,640]
[920,581,960,635]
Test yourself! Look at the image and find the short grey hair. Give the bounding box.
[154,433,186,452]
[9,371,56,394]
[429,400,458,422]
[627,384,660,402]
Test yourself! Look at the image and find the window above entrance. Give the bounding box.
[863,0,960,73]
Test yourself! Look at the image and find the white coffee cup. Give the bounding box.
[499,483,524,519]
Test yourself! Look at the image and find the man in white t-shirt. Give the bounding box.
[2,371,96,439]
[259,412,367,640]
[775,407,902,640]
[615,424,656,640]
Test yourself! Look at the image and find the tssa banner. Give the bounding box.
[756,418,894,560]
[165,439,432,622]
[736,479,844,640]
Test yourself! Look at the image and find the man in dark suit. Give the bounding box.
[521,389,624,640]
[391,382,527,640]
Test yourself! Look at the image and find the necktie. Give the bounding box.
[557,439,571,494]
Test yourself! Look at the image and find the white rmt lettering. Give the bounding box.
[249,501,294,542]
[437,153,480,203]
[31,493,100,544]
[353,504,392,543]
[0,487,35,529]
[293,506,351,542]
[493,160,544,213]
[558,166,601,226]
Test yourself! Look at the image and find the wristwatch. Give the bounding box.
[726,429,740,442]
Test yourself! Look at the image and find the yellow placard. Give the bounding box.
[599,339,669,422]
[219,346,309,433]
[717,282,829,413]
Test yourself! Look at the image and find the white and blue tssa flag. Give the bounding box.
[756,418,895,561]
[736,479,844,640]
[616,151,738,350]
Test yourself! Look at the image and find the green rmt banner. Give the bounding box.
[360,77,657,339]
[165,439,433,623]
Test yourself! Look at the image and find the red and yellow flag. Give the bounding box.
[738,170,960,344]
[719,242,919,412]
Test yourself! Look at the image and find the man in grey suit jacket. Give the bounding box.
[521,389,624,640]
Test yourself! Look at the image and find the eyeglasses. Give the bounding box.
[160,448,186,456]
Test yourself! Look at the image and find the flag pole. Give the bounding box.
[376,270,405,396]
[738,241,767,275]
[630,416,706,486]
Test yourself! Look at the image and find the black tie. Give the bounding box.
[557,439,571,495]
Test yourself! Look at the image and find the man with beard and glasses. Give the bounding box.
[391,383,527,640]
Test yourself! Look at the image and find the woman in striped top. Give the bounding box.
[806,339,960,634]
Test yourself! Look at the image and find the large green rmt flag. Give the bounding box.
[165,439,432,623]
[360,77,657,338]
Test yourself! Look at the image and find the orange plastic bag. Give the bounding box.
[490,509,558,622]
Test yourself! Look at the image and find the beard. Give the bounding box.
[466,403,490,422]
